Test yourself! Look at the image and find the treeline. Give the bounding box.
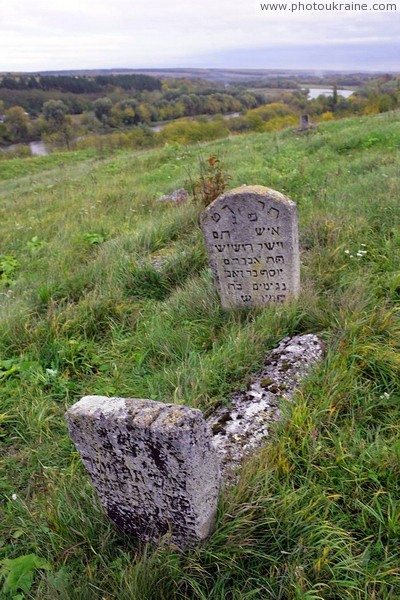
[0,74,266,122]
[306,76,400,118]
[238,73,373,90]
[238,78,301,89]
[0,73,161,93]
[0,77,269,144]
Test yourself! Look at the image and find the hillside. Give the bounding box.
[1,112,399,599]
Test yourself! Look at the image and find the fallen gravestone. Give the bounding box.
[200,186,300,308]
[66,396,220,547]
[66,337,324,545]
[207,334,324,482]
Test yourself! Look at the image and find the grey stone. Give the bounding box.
[207,334,324,482]
[158,188,188,204]
[299,114,310,130]
[200,186,300,308]
[66,396,221,547]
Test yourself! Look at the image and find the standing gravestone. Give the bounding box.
[66,396,221,547]
[299,114,311,130]
[200,186,300,308]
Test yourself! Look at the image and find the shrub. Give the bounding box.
[188,155,230,206]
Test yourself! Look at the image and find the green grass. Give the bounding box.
[0,111,399,599]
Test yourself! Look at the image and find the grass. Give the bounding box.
[0,110,399,599]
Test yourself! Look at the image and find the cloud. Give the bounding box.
[195,41,400,71]
[1,0,399,71]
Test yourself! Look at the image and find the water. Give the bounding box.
[1,140,49,156]
[29,141,48,156]
[306,88,354,100]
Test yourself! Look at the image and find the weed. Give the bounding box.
[82,232,107,245]
[27,237,46,256]
[0,255,18,286]
[0,553,51,597]
[188,154,230,206]
[0,357,40,381]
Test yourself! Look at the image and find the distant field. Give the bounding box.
[1,112,399,599]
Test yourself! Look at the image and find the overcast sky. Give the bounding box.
[1,0,399,72]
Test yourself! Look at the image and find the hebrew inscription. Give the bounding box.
[200,186,300,308]
[66,396,221,548]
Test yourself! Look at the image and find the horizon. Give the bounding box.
[2,66,399,77]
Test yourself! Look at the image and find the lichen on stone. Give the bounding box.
[207,334,325,483]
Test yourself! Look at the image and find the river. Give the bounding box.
[0,140,49,157]
[306,88,354,100]
[29,141,48,156]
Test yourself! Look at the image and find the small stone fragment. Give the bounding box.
[158,188,188,204]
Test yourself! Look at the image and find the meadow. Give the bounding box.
[0,111,399,599]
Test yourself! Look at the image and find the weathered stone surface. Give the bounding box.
[297,114,315,133]
[299,114,310,130]
[200,186,300,308]
[66,396,221,547]
[158,188,188,204]
[207,334,324,482]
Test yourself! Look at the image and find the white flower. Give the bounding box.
[11,493,17,500]
[344,249,350,254]
[46,368,57,377]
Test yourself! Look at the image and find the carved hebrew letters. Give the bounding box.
[200,186,300,308]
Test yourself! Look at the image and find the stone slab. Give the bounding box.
[66,396,221,547]
[200,185,300,308]
[207,334,324,482]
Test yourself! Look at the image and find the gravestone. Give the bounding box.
[299,114,310,130]
[200,186,300,308]
[66,396,221,547]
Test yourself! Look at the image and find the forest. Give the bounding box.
[1,70,400,154]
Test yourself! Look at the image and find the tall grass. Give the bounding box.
[0,111,399,598]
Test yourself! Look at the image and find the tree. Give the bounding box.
[118,99,138,125]
[4,106,30,141]
[93,97,112,123]
[41,100,72,148]
[331,85,338,111]
[42,100,69,126]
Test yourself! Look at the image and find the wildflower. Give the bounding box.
[46,368,57,377]
[344,249,350,254]
[11,493,17,500]
[380,392,390,400]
